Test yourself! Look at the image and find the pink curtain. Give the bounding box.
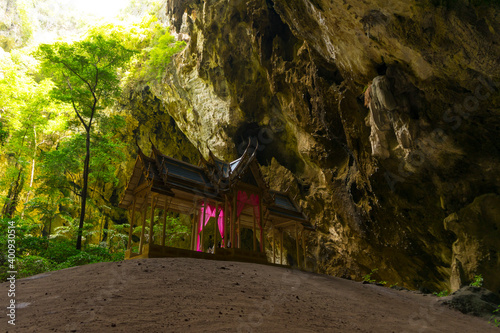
[196,202,225,251]
[196,191,263,252]
[236,190,263,252]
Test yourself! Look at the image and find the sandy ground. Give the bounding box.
[0,258,496,332]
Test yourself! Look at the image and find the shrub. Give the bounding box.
[490,305,500,327]
[42,238,80,264]
[433,290,450,297]
[56,252,102,269]
[110,251,124,262]
[84,245,124,262]
[22,236,49,256]
[470,274,483,287]
[84,245,113,261]
[17,255,54,278]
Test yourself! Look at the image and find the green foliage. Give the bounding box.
[36,119,126,198]
[0,217,42,258]
[0,48,71,218]
[131,214,189,249]
[0,121,8,145]
[106,225,129,253]
[54,245,123,269]
[490,305,500,327]
[363,268,378,283]
[17,255,54,278]
[433,290,450,297]
[35,26,136,249]
[121,15,186,83]
[0,228,124,281]
[0,8,186,278]
[362,269,394,286]
[470,274,483,287]
[43,238,80,264]
[20,235,49,255]
[147,32,186,79]
[24,196,74,236]
[85,245,124,261]
[56,252,102,269]
[89,116,127,186]
[163,215,190,246]
[35,32,136,119]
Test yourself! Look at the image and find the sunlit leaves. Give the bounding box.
[1,12,185,253]
[36,115,127,197]
[36,34,136,124]
[0,48,71,217]
[117,14,186,84]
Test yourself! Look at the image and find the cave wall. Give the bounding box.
[128,0,500,293]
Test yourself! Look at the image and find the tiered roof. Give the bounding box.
[119,142,314,231]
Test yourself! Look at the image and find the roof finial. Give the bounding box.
[149,136,159,157]
[136,138,147,161]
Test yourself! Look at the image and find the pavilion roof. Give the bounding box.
[119,142,314,231]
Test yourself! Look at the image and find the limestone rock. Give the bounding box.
[121,0,500,292]
[445,194,500,295]
[439,286,500,318]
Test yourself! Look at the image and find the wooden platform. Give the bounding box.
[125,244,269,265]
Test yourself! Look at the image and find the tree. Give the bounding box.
[0,48,66,219]
[32,114,127,245]
[35,30,135,250]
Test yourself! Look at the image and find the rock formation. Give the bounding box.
[122,0,500,293]
[4,0,497,295]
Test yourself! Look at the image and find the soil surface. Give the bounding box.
[0,258,496,332]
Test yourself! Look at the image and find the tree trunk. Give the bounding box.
[101,218,109,243]
[76,129,91,250]
[21,126,37,219]
[2,167,25,218]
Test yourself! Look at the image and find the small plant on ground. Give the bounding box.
[489,305,500,328]
[470,274,483,287]
[433,290,450,297]
[363,268,378,283]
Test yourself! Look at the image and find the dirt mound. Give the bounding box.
[0,258,496,332]
[439,286,500,318]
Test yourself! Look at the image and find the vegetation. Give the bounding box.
[122,14,186,83]
[0,217,123,280]
[0,5,187,280]
[433,290,450,297]
[490,305,500,328]
[470,274,484,287]
[35,29,136,249]
[362,268,378,283]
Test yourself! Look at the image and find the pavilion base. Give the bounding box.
[125,244,269,265]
